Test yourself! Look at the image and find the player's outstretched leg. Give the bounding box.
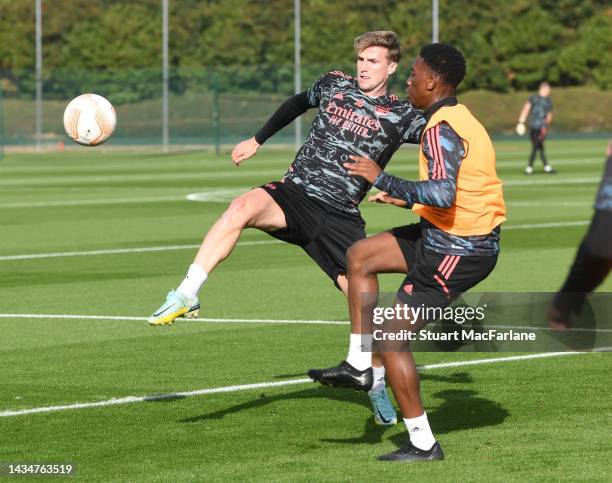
[148,188,286,325]
[308,232,407,383]
[308,232,408,425]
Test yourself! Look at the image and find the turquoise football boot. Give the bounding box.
[148,289,200,326]
[369,389,398,426]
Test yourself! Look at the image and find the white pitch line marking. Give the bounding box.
[0,169,283,186]
[503,176,599,186]
[0,313,609,333]
[0,170,599,191]
[503,220,589,230]
[0,196,593,210]
[0,189,248,209]
[0,313,348,325]
[0,196,186,209]
[0,240,280,261]
[2,351,605,418]
[0,220,591,262]
[507,201,591,207]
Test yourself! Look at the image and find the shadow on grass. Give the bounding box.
[176,371,503,445]
[179,385,392,444]
[144,394,187,403]
[273,373,309,379]
[387,388,510,448]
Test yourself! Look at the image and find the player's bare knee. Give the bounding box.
[347,240,371,274]
[222,196,252,228]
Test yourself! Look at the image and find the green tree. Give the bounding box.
[1,0,610,99]
[491,6,562,89]
[558,13,612,89]
[58,3,161,69]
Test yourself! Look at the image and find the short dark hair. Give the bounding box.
[419,43,466,88]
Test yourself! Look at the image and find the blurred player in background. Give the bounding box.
[516,82,555,175]
[548,141,612,329]
[309,43,506,462]
[148,31,425,425]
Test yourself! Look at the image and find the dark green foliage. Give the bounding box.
[558,14,612,88]
[0,0,608,103]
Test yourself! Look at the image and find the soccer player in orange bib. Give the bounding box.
[308,43,506,462]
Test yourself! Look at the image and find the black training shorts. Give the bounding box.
[391,223,498,309]
[260,180,366,286]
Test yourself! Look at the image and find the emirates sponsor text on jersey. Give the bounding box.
[325,101,382,138]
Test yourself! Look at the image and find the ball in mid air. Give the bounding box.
[63,94,116,146]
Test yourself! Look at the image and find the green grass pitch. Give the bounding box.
[0,138,610,481]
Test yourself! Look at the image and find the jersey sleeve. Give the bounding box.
[254,92,312,144]
[400,106,426,145]
[374,122,465,208]
[306,72,341,107]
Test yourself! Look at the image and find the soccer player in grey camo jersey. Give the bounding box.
[517,82,555,175]
[148,31,425,426]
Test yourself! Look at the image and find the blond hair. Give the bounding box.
[354,31,401,63]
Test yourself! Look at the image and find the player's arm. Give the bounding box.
[539,103,553,140]
[400,107,427,145]
[516,101,531,135]
[232,72,333,165]
[345,123,464,209]
[231,92,314,164]
[539,110,553,140]
[518,102,531,125]
[545,111,553,126]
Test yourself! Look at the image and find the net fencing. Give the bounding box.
[0,64,377,150]
[1,66,609,152]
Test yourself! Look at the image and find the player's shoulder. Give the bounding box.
[436,121,462,140]
[327,70,355,81]
[319,70,356,88]
[385,97,423,116]
[387,96,411,109]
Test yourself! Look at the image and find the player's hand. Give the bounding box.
[368,191,408,207]
[607,141,612,158]
[539,126,548,140]
[515,122,526,136]
[231,137,260,166]
[343,155,382,183]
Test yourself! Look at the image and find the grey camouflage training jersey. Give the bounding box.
[283,71,425,215]
[527,95,553,129]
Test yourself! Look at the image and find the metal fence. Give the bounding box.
[0,64,411,151]
[1,66,610,152]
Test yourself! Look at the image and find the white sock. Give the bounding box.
[346,333,372,371]
[404,412,436,451]
[177,264,207,298]
[369,365,386,393]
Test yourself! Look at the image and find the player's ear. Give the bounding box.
[387,62,398,76]
[427,73,439,92]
